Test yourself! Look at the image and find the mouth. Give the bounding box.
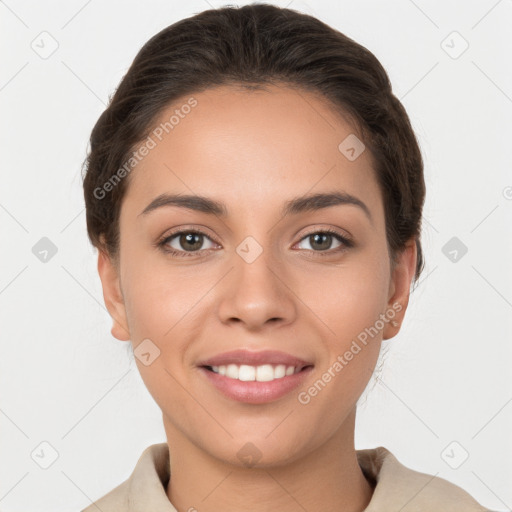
[201,363,313,382]
[196,349,315,404]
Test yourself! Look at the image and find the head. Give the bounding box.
[83,4,425,467]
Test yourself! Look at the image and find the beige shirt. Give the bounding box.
[82,443,492,511]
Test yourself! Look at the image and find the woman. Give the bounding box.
[81,4,492,511]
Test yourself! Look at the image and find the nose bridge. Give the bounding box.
[217,234,296,329]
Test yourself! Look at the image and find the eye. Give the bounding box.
[158,229,218,256]
[295,229,353,255]
[157,227,353,258]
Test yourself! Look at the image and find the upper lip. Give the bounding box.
[198,349,313,369]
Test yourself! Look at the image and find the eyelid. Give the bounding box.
[295,225,353,245]
[158,225,219,243]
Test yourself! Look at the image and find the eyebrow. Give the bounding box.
[138,191,372,223]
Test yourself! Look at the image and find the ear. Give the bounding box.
[97,248,131,341]
[382,238,417,340]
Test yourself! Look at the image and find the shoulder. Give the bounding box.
[357,446,494,511]
[81,478,130,512]
[81,443,173,512]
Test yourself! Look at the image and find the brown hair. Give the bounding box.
[82,3,426,283]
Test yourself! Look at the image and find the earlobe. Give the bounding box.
[383,239,417,341]
[97,249,131,342]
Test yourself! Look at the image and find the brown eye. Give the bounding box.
[160,230,217,254]
[310,233,335,251]
[177,232,204,251]
[297,231,346,252]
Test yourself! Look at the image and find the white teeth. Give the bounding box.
[211,363,300,381]
[274,364,286,378]
[226,364,238,379]
[256,364,274,382]
[239,364,256,381]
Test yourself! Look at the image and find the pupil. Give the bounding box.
[311,233,331,251]
[181,233,202,251]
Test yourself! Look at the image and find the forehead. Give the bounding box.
[122,84,383,223]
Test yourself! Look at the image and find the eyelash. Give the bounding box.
[156,227,354,259]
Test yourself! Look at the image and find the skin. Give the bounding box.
[97,83,416,512]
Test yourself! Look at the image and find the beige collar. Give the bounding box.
[83,443,490,511]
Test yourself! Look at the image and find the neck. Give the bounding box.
[164,409,374,512]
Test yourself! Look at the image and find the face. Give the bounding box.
[98,84,416,468]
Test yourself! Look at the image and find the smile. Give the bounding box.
[197,349,314,403]
[207,363,303,381]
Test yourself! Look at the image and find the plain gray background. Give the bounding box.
[1,0,511,510]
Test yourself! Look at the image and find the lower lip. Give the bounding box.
[198,366,314,404]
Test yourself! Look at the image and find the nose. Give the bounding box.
[217,250,297,331]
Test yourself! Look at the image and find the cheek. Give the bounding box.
[120,255,209,395]
[120,263,198,411]
[121,250,202,339]
[295,265,386,435]
[300,253,389,342]
[329,277,387,342]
